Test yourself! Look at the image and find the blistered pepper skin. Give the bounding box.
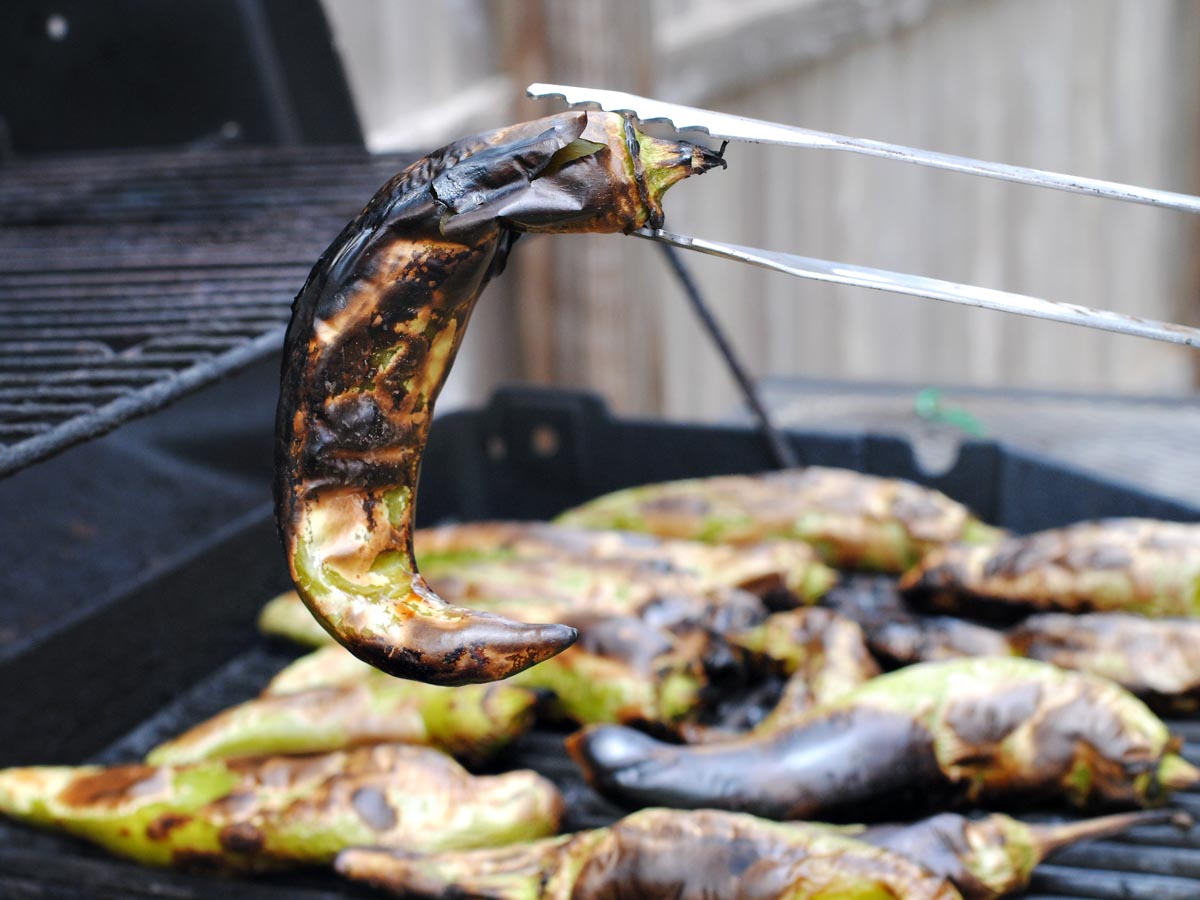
[276,112,723,684]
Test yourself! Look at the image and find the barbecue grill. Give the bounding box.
[4,5,1200,898]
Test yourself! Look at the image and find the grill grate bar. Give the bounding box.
[0,280,301,303]
[1027,863,1200,899]
[5,319,288,342]
[2,293,290,314]
[0,264,308,285]
[1110,823,1200,848]
[5,305,289,328]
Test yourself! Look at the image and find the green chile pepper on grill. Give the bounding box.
[901,518,1200,617]
[335,807,963,900]
[0,744,561,872]
[569,657,1200,820]
[257,521,830,650]
[413,521,836,604]
[145,664,537,767]
[334,806,1177,900]
[828,575,1200,714]
[276,111,724,685]
[850,808,1187,900]
[555,468,1003,572]
[1009,612,1200,714]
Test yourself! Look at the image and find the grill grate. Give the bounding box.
[0,146,411,476]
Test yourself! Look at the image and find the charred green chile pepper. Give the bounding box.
[901,518,1200,617]
[276,111,723,685]
[0,745,561,872]
[853,808,1185,900]
[830,575,1200,714]
[414,521,836,604]
[555,468,1002,572]
[145,663,536,767]
[335,807,963,899]
[569,657,1199,820]
[513,614,714,727]
[333,806,1176,900]
[864,610,1200,715]
[259,621,709,729]
[683,608,880,742]
[418,555,767,634]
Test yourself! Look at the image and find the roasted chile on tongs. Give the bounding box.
[276,112,724,684]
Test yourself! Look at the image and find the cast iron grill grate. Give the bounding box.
[0,146,411,477]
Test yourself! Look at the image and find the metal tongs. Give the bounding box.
[529,83,1200,349]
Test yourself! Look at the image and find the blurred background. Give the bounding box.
[320,0,1200,421]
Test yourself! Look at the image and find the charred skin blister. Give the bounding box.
[276,112,724,684]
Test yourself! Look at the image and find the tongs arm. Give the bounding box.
[635,229,1200,349]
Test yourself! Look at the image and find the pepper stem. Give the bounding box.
[1028,808,1191,860]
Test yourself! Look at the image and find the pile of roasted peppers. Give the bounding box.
[5,113,1200,899]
